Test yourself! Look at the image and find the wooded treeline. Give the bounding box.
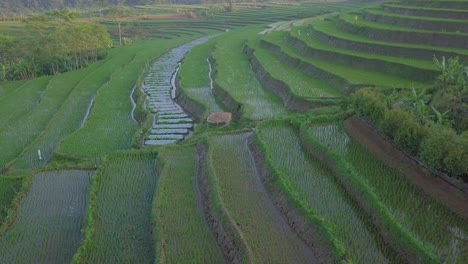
[0,0,248,12]
[0,11,112,80]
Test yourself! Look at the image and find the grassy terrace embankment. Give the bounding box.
[311,20,468,61]
[245,40,342,110]
[337,14,468,49]
[212,26,291,121]
[363,8,468,33]
[261,31,425,91]
[287,25,438,83]
[177,36,223,118]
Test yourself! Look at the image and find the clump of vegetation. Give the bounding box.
[0,10,111,80]
[350,56,468,180]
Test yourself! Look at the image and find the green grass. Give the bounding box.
[0,80,27,99]
[0,170,91,263]
[0,76,52,129]
[256,123,391,263]
[212,26,291,120]
[248,40,342,98]
[0,176,23,225]
[263,31,426,89]
[305,121,468,263]
[74,152,158,263]
[207,133,316,263]
[155,146,224,263]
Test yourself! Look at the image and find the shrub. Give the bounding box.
[380,109,410,140]
[419,126,457,171]
[443,132,468,179]
[351,88,387,125]
[394,114,429,156]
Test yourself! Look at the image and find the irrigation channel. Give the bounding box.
[143,37,212,146]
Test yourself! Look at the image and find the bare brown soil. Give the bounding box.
[195,144,243,263]
[247,134,336,263]
[345,116,468,219]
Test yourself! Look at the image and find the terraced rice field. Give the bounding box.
[75,153,159,263]
[256,124,392,263]
[207,133,317,263]
[155,146,223,262]
[0,1,467,263]
[0,170,91,264]
[305,122,468,263]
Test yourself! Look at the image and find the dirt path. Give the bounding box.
[345,116,468,218]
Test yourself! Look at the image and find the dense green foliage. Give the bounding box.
[351,87,467,180]
[0,11,111,80]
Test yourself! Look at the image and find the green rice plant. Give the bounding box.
[178,36,224,114]
[305,121,468,263]
[0,67,91,170]
[0,77,51,127]
[155,146,224,263]
[212,26,291,120]
[207,133,323,263]
[0,170,92,263]
[256,122,392,263]
[73,152,158,263]
[0,175,23,225]
[12,48,134,169]
[59,37,193,158]
[0,80,26,99]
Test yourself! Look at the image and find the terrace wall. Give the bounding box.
[382,5,468,20]
[244,46,324,112]
[337,17,468,49]
[287,35,437,83]
[364,11,468,33]
[312,28,468,61]
[259,40,364,94]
